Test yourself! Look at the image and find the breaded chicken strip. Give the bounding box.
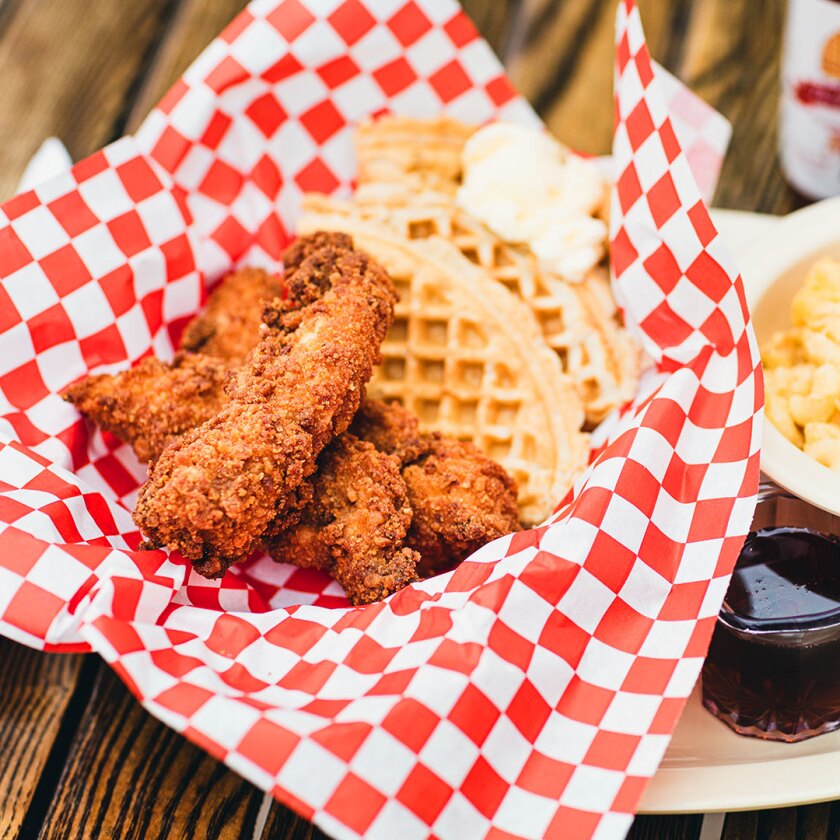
[350,399,429,465]
[133,239,397,577]
[179,267,282,364]
[402,434,521,577]
[63,353,227,464]
[267,434,419,604]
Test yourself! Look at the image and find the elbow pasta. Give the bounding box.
[761,258,840,473]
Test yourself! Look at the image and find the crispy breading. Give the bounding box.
[179,267,282,363]
[350,399,429,465]
[402,434,521,576]
[133,239,397,577]
[267,434,419,604]
[63,353,227,463]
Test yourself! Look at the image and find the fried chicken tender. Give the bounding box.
[267,434,419,604]
[350,399,429,465]
[63,354,227,463]
[179,267,282,364]
[133,239,397,577]
[402,434,521,577]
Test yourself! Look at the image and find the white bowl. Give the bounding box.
[740,196,840,517]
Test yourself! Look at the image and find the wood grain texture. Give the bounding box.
[37,665,265,840]
[629,813,703,840]
[0,640,88,840]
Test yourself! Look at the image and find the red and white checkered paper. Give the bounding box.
[0,1,759,837]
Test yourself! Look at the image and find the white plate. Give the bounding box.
[640,208,840,814]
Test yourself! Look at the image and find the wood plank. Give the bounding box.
[0,639,89,840]
[0,0,175,199]
[629,813,703,840]
[260,801,330,840]
[37,664,265,840]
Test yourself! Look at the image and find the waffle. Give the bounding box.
[298,210,589,525]
[304,190,642,425]
[354,115,475,196]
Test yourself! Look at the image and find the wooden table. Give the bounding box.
[0,1,829,838]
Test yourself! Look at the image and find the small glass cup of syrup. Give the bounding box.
[702,489,840,742]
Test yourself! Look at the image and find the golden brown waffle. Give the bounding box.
[354,116,475,196]
[303,190,642,425]
[298,210,589,525]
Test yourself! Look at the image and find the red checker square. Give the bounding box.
[397,763,453,825]
[299,100,345,145]
[486,75,516,107]
[612,774,648,813]
[643,243,682,295]
[200,111,233,150]
[40,500,82,543]
[662,458,707,505]
[92,615,145,655]
[279,659,337,693]
[516,751,574,799]
[569,486,611,528]
[5,413,48,448]
[594,598,654,654]
[251,155,283,199]
[220,8,253,43]
[245,93,287,139]
[649,696,684,734]
[686,249,732,303]
[659,117,681,164]
[508,527,545,555]
[212,216,252,259]
[311,721,371,762]
[616,31,631,72]
[284,566,334,593]
[4,191,39,220]
[332,600,384,632]
[151,125,191,173]
[294,158,340,193]
[646,171,681,228]
[161,233,196,282]
[28,303,76,353]
[344,635,398,674]
[150,648,204,678]
[621,656,677,694]
[80,324,128,371]
[388,1,432,47]
[586,531,637,593]
[204,55,248,94]
[659,580,709,620]
[635,48,654,87]
[199,159,245,205]
[614,459,661,518]
[383,697,439,752]
[685,615,718,658]
[264,616,327,654]
[610,225,639,277]
[546,806,601,840]
[1,361,49,410]
[448,683,500,747]
[616,162,642,213]
[487,620,534,672]
[460,756,508,820]
[373,57,415,97]
[206,613,262,658]
[220,662,268,693]
[325,773,386,836]
[116,157,162,203]
[256,213,288,260]
[317,55,360,88]
[0,285,21,331]
[688,497,735,542]
[0,225,34,276]
[560,676,616,726]
[625,99,655,150]
[701,307,735,352]
[3,580,65,640]
[507,679,551,742]
[72,150,108,183]
[428,638,482,675]
[89,451,137,498]
[267,0,316,42]
[303,697,350,719]
[428,59,472,104]
[157,78,189,115]
[369,669,414,696]
[107,211,152,258]
[39,244,92,296]
[640,301,694,349]
[262,53,303,83]
[690,385,733,429]
[538,611,591,667]
[141,288,164,336]
[328,0,376,46]
[584,730,640,771]
[518,550,579,605]
[444,12,478,47]
[47,191,98,238]
[0,495,34,525]
[0,528,46,576]
[468,575,513,611]
[639,522,683,581]
[237,718,300,776]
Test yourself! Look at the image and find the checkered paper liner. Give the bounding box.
[0,0,758,838]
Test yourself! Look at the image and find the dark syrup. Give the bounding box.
[702,527,840,741]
